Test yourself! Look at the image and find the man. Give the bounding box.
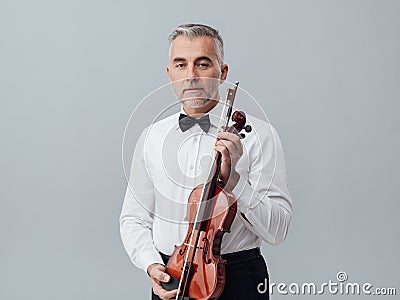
[120,24,292,299]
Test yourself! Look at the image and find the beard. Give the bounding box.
[182,97,211,108]
[177,78,220,109]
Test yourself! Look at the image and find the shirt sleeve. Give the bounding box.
[119,129,164,273]
[232,124,293,245]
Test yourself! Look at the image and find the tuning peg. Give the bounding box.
[239,133,246,139]
[244,125,252,132]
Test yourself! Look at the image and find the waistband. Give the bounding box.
[160,247,261,265]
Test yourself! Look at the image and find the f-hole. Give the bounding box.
[202,237,212,264]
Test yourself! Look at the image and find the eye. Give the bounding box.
[175,63,186,69]
[197,62,210,69]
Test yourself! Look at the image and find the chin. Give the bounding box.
[182,98,211,109]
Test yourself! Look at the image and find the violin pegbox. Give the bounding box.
[230,111,252,139]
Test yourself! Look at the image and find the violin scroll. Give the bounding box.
[229,110,252,139]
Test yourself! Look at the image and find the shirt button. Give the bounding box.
[190,165,194,170]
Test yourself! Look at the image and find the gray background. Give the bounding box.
[1,0,399,299]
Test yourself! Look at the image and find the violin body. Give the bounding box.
[165,184,237,300]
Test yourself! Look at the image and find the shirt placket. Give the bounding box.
[179,130,204,242]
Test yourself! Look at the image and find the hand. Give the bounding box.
[214,131,243,190]
[147,263,178,300]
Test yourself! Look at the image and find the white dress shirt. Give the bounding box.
[119,102,292,272]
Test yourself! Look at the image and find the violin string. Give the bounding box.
[175,89,231,299]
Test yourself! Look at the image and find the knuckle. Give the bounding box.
[157,272,164,281]
[153,270,161,280]
[153,287,161,296]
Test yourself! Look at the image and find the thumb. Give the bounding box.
[151,265,170,282]
[158,270,170,282]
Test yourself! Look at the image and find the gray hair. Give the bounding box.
[168,23,224,65]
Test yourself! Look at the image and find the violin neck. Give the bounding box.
[196,83,239,223]
[206,83,238,189]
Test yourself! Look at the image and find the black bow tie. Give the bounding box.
[179,113,211,133]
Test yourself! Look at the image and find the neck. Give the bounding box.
[183,100,218,117]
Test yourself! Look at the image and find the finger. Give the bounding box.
[217,131,241,145]
[150,268,170,283]
[163,288,178,299]
[151,279,168,297]
[215,142,242,167]
[216,133,243,155]
[151,279,163,296]
[215,144,237,187]
[215,140,242,158]
[150,277,160,286]
[152,281,178,300]
[214,145,233,178]
[214,144,230,163]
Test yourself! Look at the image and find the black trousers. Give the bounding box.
[151,248,269,300]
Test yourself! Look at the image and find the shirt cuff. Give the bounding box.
[135,250,165,274]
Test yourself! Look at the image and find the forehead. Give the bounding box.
[169,35,218,61]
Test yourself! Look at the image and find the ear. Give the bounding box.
[166,66,171,81]
[219,64,229,83]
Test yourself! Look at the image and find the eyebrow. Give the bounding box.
[195,56,213,63]
[171,56,213,64]
[172,57,186,63]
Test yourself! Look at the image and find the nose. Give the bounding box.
[186,65,199,81]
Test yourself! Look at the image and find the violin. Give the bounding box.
[162,82,252,300]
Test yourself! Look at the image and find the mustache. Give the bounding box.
[182,84,204,90]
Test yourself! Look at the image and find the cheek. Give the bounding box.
[168,69,185,81]
[168,71,178,81]
[198,69,220,79]
[212,68,222,78]
[171,80,183,92]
